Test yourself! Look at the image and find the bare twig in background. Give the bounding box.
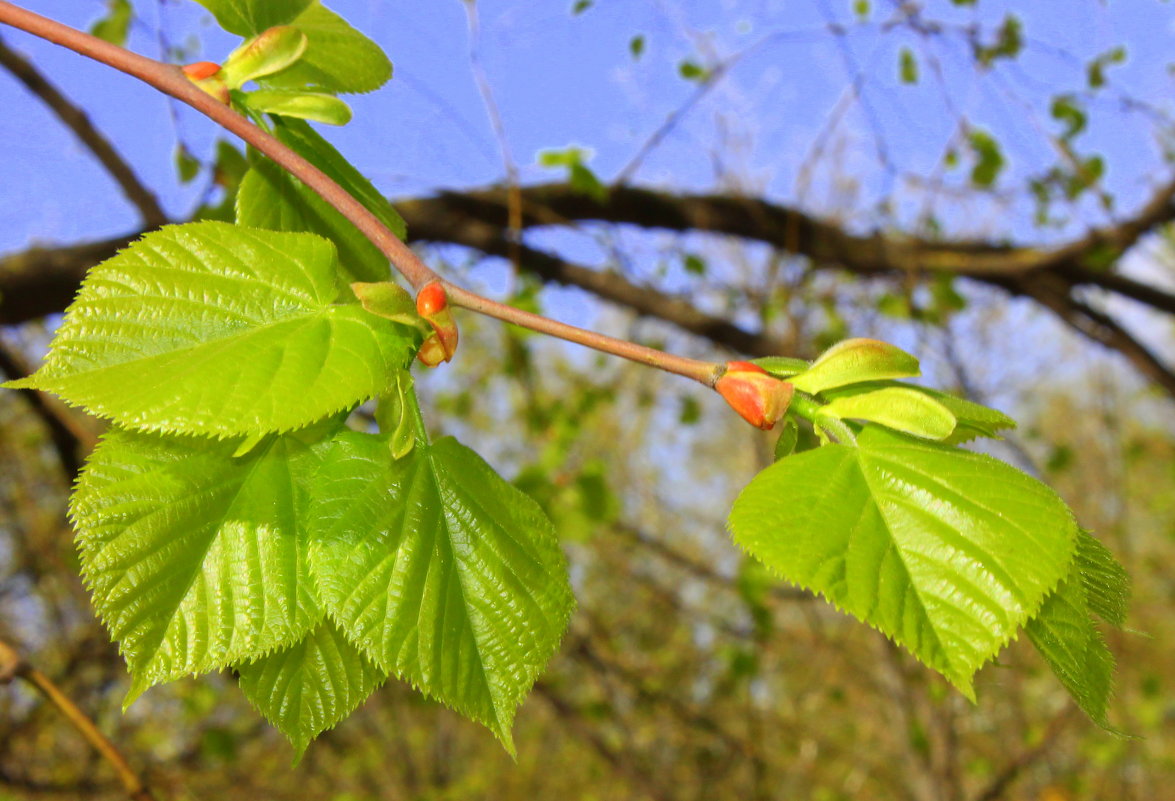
[0,34,167,229]
[0,338,97,477]
[0,639,157,801]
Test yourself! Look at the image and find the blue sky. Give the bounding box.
[2,0,1171,253]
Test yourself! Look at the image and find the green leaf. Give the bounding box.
[678,59,710,82]
[221,26,308,89]
[822,381,1015,444]
[753,356,810,378]
[174,144,201,183]
[822,387,956,440]
[899,47,919,84]
[774,418,799,460]
[1087,45,1126,89]
[1051,94,1087,141]
[572,0,593,14]
[236,620,386,757]
[70,426,330,701]
[1075,530,1129,627]
[728,426,1078,695]
[1026,561,1117,730]
[968,129,1005,188]
[243,89,353,125]
[237,117,406,283]
[309,431,575,752]
[91,0,132,47]
[194,0,312,37]
[789,338,921,395]
[629,35,645,60]
[7,222,414,436]
[260,2,392,94]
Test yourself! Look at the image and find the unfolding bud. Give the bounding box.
[789,338,920,395]
[715,361,794,430]
[243,90,353,126]
[416,334,449,368]
[182,61,229,104]
[414,281,458,365]
[220,26,308,90]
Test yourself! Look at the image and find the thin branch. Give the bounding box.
[0,34,167,229]
[0,339,96,477]
[970,709,1072,801]
[0,1,723,387]
[0,639,156,801]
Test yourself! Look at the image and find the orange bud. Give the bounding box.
[715,361,794,430]
[182,61,221,80]
[416,281,447,317]
[414,281,458,364]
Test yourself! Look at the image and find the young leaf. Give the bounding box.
[309,431,575,753]
[70,427,329,701]
[243,89,353,125]
[728,426,1078,696]
[260,2,391,94]
[7,223,415,437]
[789,338,921,395]
[194,0,313,37]
[821,386,956,440]
[237,117,406,283]
[1026,563,1117,730]
[822,381,1016,443]
[236,620,386,757]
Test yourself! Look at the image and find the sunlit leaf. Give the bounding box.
[237,620,386,756]
[729,426,1078,695]
[71,426,330,701]
[309,431,575,753]
[7,223,415,436]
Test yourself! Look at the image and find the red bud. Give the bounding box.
[715,361,794,430]
[182,61,221,80]
[414,281,458,364]
[416,282,447,317]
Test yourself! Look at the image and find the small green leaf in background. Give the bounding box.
[238,117,406,282]
[967,128,1005,188]
[537,147,607,203]
[678,59,710,82]
[572,0,593,14]
[174,144,201,183]
[974,13,1022,67]
[1087,45,1126,90]
[853,1,870,20]
[237,621,386,758]
[194,0,313,37]
[683,253,706,275]
[899,47,919,84]
[260,2,392,94]
[70,426,329,702]
[1051,94,1087,141]
[789,338,920,394]
[729,426,1079,696]
[309,431,575,753]
[6,222,415,436]
[629,34,645,59]
[90,0,132,46]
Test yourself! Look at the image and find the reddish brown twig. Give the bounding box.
[0,639,156,801]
